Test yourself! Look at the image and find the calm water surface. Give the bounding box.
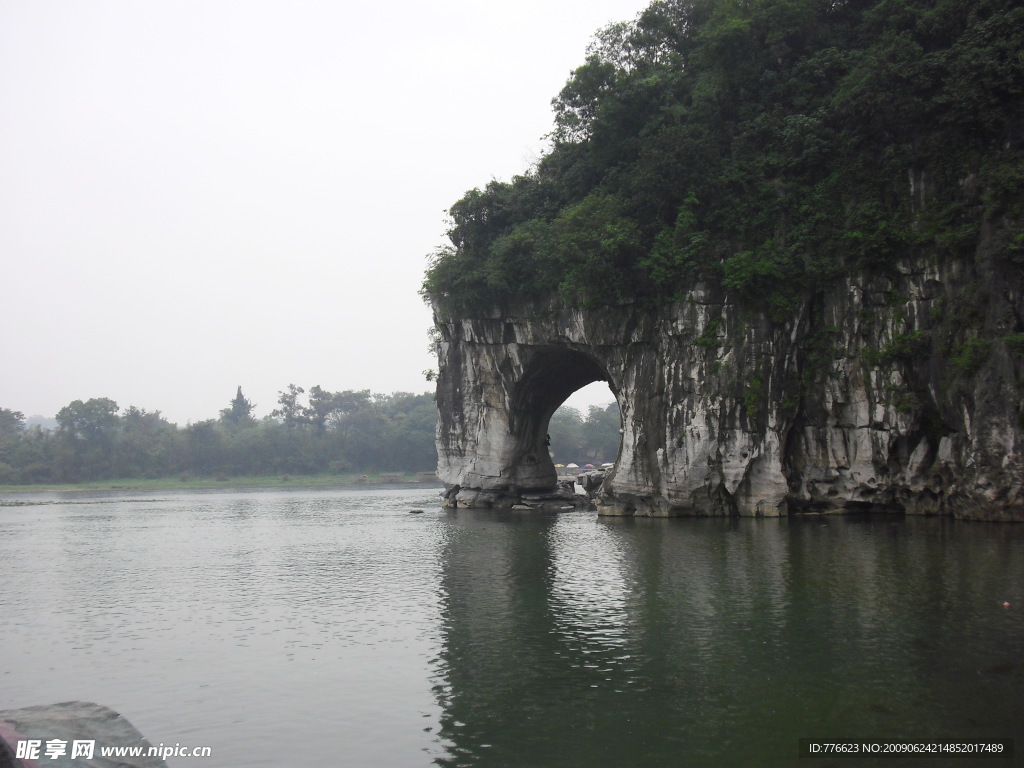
[0,487,1021,767]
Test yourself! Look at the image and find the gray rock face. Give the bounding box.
[0,701,167,767]
[433,251,1023,521]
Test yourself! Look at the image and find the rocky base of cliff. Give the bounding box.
[443,481,592,512]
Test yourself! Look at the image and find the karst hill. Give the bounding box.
[423,0,1024,521]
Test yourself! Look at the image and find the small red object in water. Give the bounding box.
[1003,601,1011,608]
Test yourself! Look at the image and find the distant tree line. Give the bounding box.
[0,385,439,484]
[548,402,621,467]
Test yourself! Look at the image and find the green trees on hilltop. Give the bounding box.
[0,387,440,484]
[422,0,1024,317]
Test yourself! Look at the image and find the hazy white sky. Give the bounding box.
[0,0,642,424]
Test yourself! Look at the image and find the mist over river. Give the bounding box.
[1,487,1022,767]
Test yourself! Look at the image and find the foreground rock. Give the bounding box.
[0,702,167,768]
[433,252,1023,521]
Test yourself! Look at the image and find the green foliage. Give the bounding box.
[952,337,993,374]
[423,0,1024,318]
[1003,332,1024,357]
[548,402,621,465]
[0,388,439,485]
[864,330,930,366]
[549,194,645,306]
[0,408,25,435]
[220,386,256,425]
[892,389,923,414]
[693,317,724,349]
[0,408,26,469]
[53,398,122,480]
[56,398,120,439]
[271,384,307,426]
[743,372,765,419]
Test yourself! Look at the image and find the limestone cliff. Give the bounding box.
[433,236,1024,521]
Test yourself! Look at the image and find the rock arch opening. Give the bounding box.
[507,347,619,492]
[549,381,620,470]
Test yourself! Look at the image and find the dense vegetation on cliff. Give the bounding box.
[423,0,1023,317]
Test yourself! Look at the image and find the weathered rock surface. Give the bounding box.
[577,470,607,500]
[0,701,167,767]
[433,247,1023,520]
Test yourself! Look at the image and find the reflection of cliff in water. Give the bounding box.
[429,512,1024,767]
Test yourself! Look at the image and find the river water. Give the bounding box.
[0,487,1021,767]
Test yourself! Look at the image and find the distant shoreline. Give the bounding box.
[0,472,441,495]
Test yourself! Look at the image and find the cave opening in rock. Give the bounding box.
[508,347,621,490]
[549,381,620,471]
